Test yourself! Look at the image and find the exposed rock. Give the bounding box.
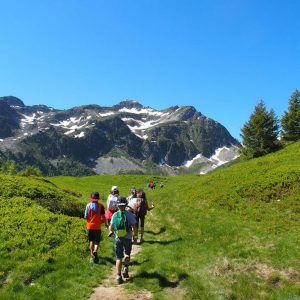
[0,96,240,175]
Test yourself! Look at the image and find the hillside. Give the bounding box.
[0,141,299,299]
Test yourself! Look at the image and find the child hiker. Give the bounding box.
[109,196,138,284]
[84,192,106,263]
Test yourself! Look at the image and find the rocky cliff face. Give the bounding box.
[0,97,240,175]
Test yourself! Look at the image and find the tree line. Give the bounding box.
[241,89,300,159]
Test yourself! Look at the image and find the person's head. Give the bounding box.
[111,186,119,195]
[130,187,136,195]
[136,189,146,199]
[90,192,100,201]
[116,196,127,210]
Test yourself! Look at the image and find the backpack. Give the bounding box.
[112,211,130,238]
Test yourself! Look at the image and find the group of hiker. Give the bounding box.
[84,185,155,284]
[148,180,164,189]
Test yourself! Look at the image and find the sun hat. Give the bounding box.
[111,186,118,192]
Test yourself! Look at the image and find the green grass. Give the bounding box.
[1,142,300,299]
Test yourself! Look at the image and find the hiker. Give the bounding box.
[84,192,106,263]
[126,187,137,203]
[148,181,155,190]
[132,189,154,243]
[105,186,119,226]
[109,197,138,284]
[160,182,164,188]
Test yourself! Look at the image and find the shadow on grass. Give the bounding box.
[100,256,115,265]
[133,272,188,288]
[100,257,149,267]
[131,259,150,266]
[143,237,183,245]
[145,226,166,235]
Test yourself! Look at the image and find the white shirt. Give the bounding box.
[107,194,118,210]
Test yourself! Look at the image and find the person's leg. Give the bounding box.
[136,215,140,231]
[115,238,124,283]
[123,238,132,278]
[89,241,94,256]
[88,230,101,263]
[88,230,95,258]
[116,259,122,275]
[140,215,145,242]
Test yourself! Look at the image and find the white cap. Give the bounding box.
[111,185,118,192]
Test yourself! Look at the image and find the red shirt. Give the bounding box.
[85,200,105,230]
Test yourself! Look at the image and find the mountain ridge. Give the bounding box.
[0,96,240,175]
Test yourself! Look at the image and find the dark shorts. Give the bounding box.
[87,229,101,244]
[115,237,132,260]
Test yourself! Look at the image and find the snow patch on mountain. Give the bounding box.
[99,112,115,117]
[119,107,163,116]
[184,154,204,167]
[75,131,85,138]
[209,146,240,167]
[20,114,37,125]
[183,145,240,174]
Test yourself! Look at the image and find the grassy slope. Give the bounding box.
[0,176,115,300]
[0,141,299,299]
[49,142,300,299]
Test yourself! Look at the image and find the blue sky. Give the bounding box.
[0,0,299,140]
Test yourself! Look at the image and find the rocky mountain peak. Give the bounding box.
[0,96,25,107]
[175,106,198,121]
[113,100,144,110]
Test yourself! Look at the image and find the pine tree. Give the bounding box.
[281,89,300,142]
[240,101,280,158]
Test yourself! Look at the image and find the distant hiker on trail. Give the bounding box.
[105,186,119,226]
[109,197,138,284]
[126,187,136,202]
[84,192,105,263]
[160,182,164,188]
[148,181,156,190]
[131,189,154,243]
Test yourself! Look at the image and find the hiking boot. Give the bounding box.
[123,266,129,278]
[93,252,99,263]
[116,275,124,284]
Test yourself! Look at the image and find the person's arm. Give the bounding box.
[84,204,89,219]
[100,204,106,224]
[107,195,111,209]
[108,213,115,234]
[146,199,155,211]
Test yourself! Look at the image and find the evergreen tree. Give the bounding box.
[281,89,300,142]
[241,101,280,158]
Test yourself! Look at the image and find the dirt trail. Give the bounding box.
[88,244,152,300]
